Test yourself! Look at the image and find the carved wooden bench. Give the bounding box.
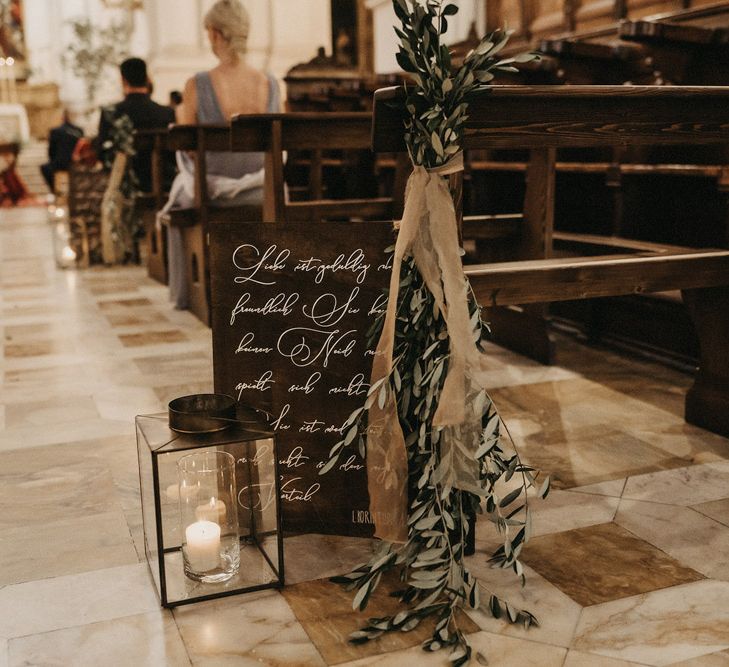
[373,84,729,439]
[229,112,408,224]
[165,123,263,325]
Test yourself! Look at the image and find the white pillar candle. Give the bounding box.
[7,58,17,104]
[195,497,227,524]
[0,60,8,104]
[185,520,220,572]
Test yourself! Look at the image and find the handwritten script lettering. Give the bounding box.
[277,327,357,368]
[280,477,321,503]
[237,444,271,467]
[288,371,321,394]
[271,403,291,431]
[233,243,289,285]
[340,455,365,472]
[300,419,324,433]
[294,250,370,285]
[235,370,274,399]
[329,372,368,397]
[280,446,309,469]
[220,224,392,534]
[236,331,273,355]
[230,292,299,325]
[368,293,388,317]
[302,287,360,328]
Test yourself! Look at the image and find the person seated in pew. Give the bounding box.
[163,0,281,310]
[40,110,83,192]
[95,57,175,193]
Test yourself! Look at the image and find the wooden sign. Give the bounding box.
[210,222,394,536]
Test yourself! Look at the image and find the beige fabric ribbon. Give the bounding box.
[367,152,490,543]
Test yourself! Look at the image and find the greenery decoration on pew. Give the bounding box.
[321,1,549,665]
[100,110,141,262]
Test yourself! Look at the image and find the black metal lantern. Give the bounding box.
[136,394,284,607]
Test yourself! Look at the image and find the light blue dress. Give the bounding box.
[167,71,280,310]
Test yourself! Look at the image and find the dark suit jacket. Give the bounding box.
[48,122,83,171]
[96,93,176,192]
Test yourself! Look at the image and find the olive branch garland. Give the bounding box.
[319,2,548,665]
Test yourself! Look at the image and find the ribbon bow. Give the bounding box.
[367,153,489,543]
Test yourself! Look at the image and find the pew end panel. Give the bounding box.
[133,128,176,285]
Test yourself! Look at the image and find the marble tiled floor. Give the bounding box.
[2,206,729,666]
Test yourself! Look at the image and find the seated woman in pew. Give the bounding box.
[163,0,281,309]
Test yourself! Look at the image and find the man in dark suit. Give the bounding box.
[95,57,175,193]
[40,111,83,191]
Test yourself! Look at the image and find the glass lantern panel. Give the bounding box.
[137,413,282,607]
[136,417,161,597]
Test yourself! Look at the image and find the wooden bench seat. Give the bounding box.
[229,112,408,224]
[373,83,729,438]
[465,250,729,305]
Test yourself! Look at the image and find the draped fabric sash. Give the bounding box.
[367,153,490,543]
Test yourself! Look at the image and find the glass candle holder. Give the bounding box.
[136,394,284,607]
[178,450,240,583]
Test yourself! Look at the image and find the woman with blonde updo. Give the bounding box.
[166,0,280,309]
[177,0,279,130]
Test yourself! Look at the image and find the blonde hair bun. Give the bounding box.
[204,0,250,55]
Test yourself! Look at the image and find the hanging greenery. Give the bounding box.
[100,109,141,262]
[320,2,549,665]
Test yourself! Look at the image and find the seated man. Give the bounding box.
[95,57,175,193]
[40,111,83,191]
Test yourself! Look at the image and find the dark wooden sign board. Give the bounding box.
[210,222,394,537]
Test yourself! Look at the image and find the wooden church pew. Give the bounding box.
[133,127,174,285]
[229,112,409,224]
[164,123,263,326]
[373,84,729,438]
[463,4,729,363]
[619,2,729,85]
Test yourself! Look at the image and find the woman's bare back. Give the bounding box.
[178,62,269,123]
[208,62,269,117]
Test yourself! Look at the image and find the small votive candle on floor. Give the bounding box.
[195,497,227,524]
[185,520,221,572]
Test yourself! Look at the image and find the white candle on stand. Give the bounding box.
[7,58,17,104]
[0,60,8,104]
[185,520,220,572]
